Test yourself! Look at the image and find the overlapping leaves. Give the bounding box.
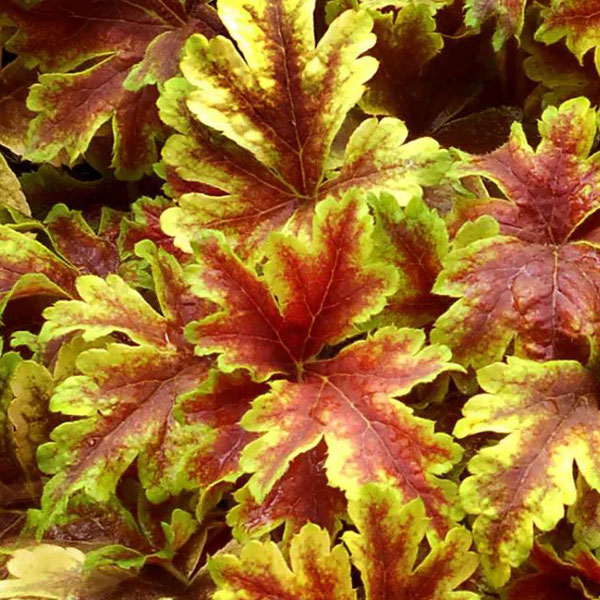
[0,0,225,178]
[158,0,449,256]
[212,484,478,600]
[433,98,600,370]
[182,191,462,536]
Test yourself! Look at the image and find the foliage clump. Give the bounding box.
[2,0,600,598]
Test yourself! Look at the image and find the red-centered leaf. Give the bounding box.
[36,241,211,530]
[537,0,600,63]
[455,357,600,586]
[0,224,78,314]
[184,193,460,535]
[45,204,119,277]
[371,195,450,328]
[228,442,346,542]
[343,484,479,600]
[158,0,449,256]
[185,192,398,380]
[507,544,600,600]
[210,524,356,600]
[432,98,600,370]
[241,327,462,537]
[0,0,225,178]
[464,0,527,49]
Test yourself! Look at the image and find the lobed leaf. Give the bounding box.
[159,0,449,256]
[455,357,600,586]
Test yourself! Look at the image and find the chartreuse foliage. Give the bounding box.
[5,0,600,597]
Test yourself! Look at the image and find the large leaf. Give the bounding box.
[432,98,600,370]
[185,193,462,535]
[36,241,210,528]
[159,0,449,256]
[455,356,600,586]
[0,0,225,178]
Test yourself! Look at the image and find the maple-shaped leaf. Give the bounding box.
[0,0,225,178]
[506,543,600,600]
[537,0,600,63]
[371,195,450,327]
[36,240,210,529]
[455,356,600,587]
[464,0,527,49]
[432,97,600,370]
[185,193,462,535]
[210,523,356,600]
[158,0,449,256]
[343,484,479,600]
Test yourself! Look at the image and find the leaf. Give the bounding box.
[568,476,600,550]
[357,4,443,118]
[45,204,119,277]
[0,544,124,599]
[173,369,267,491]
[8,360,53,479]
[537,0,600,63]
[184,192,461,535]
[0,225,78,315]
[36,241,211,528]
[242,327,462,536]
[370,195,450,327]
[0,57,37,156]
[119,196,189,264]
[521,18,600,110]
[228,442,346,542]
[211,485,477,600]
[159,0,449,256]
[210,523,356,600]
[0,154,29,216]
[343,483,479,600]
[464,0,527,49]
[506,544,600,600]
[432,97,600,370]
[454,356,600,587]
[185,191,398,380]
[1,0,225,178]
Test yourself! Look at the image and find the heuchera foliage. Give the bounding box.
[4,0,600,598]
